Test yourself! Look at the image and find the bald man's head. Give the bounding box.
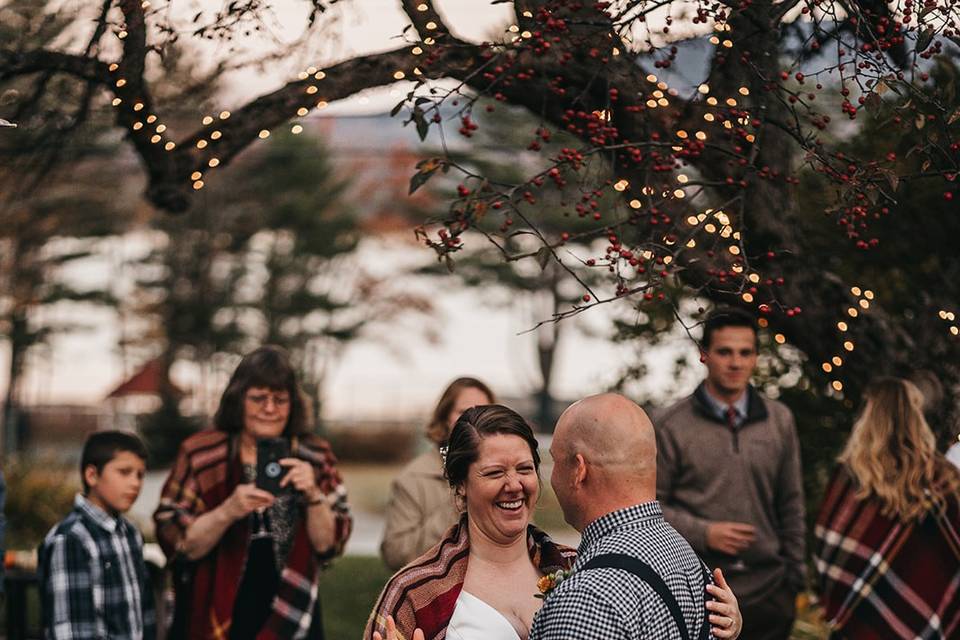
[554,393,657,479]
[549,394,659,530]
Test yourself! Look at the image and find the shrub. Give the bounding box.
[4,456,79,549]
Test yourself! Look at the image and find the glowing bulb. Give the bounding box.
[156,124,166,133]
[208,158,220,167]
[847,307,858,317]
[742,293,754,303]
[258,130,270,139]
[193,180,204,190]
[843,341,855,351]
[822,363,832,373]
[291,124,303,134]
[698,84,710,94]
[297,107,309,116]
[629,199,642,209]
[219,111,231,119]
[832,356,843,366]
[190,171,202,180]
[202,116,214,125]
[774,334,786,344]
[832,380,843,391]
[210,131,222,140]
[164,142,175,151]
[306,86,318,94]
[614,179,629,191]
[150,135,161,143]
[837,321,848,331]
[739,87,750,96]
[393,71,406,80]
[728,245,741,255]
[851,286,862,296]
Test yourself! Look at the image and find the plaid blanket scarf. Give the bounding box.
[814,466,960,639]
[365,515,576,640]
[154,430,351,640]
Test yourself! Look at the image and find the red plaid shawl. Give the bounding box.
[154,430,352,640]
[365,516,576,640]
[814,467,960,639]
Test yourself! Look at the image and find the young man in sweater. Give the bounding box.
[655,308,805,640]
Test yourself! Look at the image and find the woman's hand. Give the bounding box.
[279,457,322,501]
[372,615,424,640]
[706,568,742,639]
[223,483,275,521]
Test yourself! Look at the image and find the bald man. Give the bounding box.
[530,394,741,640]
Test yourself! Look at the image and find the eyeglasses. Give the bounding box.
[245,392,291,408]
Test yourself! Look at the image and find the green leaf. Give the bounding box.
[916,27,934,53]
[536,246,552,271]
[390,100,405,117]
[413,106,429,141]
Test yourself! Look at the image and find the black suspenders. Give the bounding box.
[581,553,711,640]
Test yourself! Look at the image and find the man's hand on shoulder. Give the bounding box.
[706,522,756,555]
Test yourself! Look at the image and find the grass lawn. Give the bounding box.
[319,555,393,638]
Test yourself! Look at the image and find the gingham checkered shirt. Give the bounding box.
[530,501,713,640]
[40,494,156,640]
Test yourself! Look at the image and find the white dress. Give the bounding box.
[446,591,522,640]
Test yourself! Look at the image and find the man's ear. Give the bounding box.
[83,464,99,491]
[573,453,588,488]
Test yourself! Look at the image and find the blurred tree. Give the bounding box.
[0,0,128,452]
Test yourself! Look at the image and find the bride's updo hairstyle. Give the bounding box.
[444,404,541,489]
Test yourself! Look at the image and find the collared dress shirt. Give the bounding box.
[700,388,749,428]
[39,494,156,640]
[530,502,712,640]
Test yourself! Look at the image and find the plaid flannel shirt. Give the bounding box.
[531,501,713,640]
[39,494,156,640]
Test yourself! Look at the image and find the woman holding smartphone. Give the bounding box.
[154,346,352,640]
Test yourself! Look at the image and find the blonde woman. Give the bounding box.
[379,377,494,570]
[814,377,960,639]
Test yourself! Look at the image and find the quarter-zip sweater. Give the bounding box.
[653,384,806,606]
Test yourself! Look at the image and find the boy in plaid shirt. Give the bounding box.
[39,431,156,640]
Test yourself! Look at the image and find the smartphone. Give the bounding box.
[256,437,290,495]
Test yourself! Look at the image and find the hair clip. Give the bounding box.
[439,445,449,466]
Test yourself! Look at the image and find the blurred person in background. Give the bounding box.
[655,307,805,640]
[154,346,351,640]
[380,377,494,570]
[814,377,960,639]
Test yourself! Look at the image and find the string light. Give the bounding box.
[291,124,303,134]
[258,130,270,139]
[208,158,220,167]
[191,172,202,181]
[164,142,175,151]
[112,98,122,106]
[614,179,629,191]
[219,111,231,119]
[210,131,222,140]
[202,116,214,125]
[196,140,208,149]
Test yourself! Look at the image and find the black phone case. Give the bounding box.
[256,437,290,495]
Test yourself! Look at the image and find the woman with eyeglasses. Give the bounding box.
[154,346,352,639]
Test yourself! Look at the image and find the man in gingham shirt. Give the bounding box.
[531,394,741,640]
